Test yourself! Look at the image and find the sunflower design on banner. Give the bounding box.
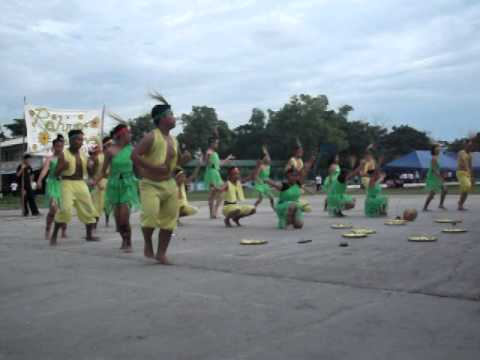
[24,105,103,156]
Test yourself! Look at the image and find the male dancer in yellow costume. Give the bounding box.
[50,129,99,245]
[457,139,474,211]
[132,94,191,265]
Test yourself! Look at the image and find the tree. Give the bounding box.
[177,106,234,155]
[448,133,480,153]
[4,118,26,137]
[128,114,155,144]
[341,120,388,157]
[231,108,267,159]
[380,125,432,161]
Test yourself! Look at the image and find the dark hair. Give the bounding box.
[337,169,349,183]
[102,136,112,145]
[151,104,171,126]
[68,129,83,138]
[52,134,64,146]
[23,154,32,160]
[228,167,239,175]
[110,124,127,138]
[430,144,439,155]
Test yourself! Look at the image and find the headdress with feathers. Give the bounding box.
[150,91,171,125]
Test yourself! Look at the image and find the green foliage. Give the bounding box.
[448,132,480,153]
[178,106,234,156]
[379,125,432,161]
[4,118,26,137]
[127,114,155,144]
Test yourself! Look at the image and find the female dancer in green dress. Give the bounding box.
[327,168,359,217]
[267,157,315,229]
[94,124,139,252]
[204,131,234,219]
[323,154,341,211]
[364,169,388,217]
[37,134,67,240]
[423,144,447,211]
[253,146,275,209]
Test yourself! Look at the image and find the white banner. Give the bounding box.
[24,105,103,155]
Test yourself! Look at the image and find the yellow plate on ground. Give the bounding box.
[442,228,467,233]
[240,239,268,245]
[351,228,376,235]
[408,235,438,242]
[385,219,407,225]
[435,219,462,224]
[331,224,353,229]
[342,232,368,238]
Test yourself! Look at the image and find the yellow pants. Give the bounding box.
[55,180,98,224]
[457,170,472,193]
[299,199,312,213]
[140,178,178,230]
[223,203,255,217]
[91,179,107,216]
[179,203,198,217]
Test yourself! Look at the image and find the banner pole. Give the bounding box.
[20,96,27,215]
[100,104,106,143]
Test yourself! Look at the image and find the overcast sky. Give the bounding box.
[1,0,479,140]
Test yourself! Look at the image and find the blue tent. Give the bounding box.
[384,151,458,171]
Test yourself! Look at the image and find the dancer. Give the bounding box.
[360,145,377,191]
[284,142,314,213]
[364,169,388,217]
[327,168,358,217]
[37,134,67,240]
[457,139,474,211]
[101,136,113,227]
[88,138,107,228]
[94,123,139,252]
[175,162,201,219]
[204,131,234,218]
[131,93,191,264]
[221,167,256,227]
[268,157,315,229]
[323,154,341,211]
[253,145,275,209]
[423,144,447,211]
[50,129,99,245]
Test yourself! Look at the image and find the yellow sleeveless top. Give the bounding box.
[224,180,245,203]
[363,159,376,173]
[457,150,471,170]
[61,149,88,177]
[287,157,304,171]
[142,128,178,173]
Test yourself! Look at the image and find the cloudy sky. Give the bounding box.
[1,0,479,140]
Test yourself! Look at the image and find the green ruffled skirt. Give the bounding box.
[425,173,442,193]
[364,194,388,217]
[275,201,304,229]
[254,182,273,198]
[45,178,62,206]
[204,168,223,188]
[327,193,353,216]
[105,173,140,214]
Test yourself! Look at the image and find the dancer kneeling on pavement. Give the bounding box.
[131,93,191,265]
[221,167,256,227]
[94,122,139,252]
[327,168,359,217]
[50,130,99,245]
[174,161,201,220]
[364,168,388,217]
[37,134,67,240]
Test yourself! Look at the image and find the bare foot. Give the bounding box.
[233,218,242,227]
[45,230,50,240]
[123,246,133,253]
[439,205,447,210]
[458,207,468,211]
[61,233,68,239]
[423,208,429,212]
[224,218,232,228]
[155,254,173,265]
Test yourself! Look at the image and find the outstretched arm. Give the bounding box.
[266,179,283,191]
[94,149,113,186]
[37,157,52,190]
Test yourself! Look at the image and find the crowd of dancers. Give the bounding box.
[34,94,477,264]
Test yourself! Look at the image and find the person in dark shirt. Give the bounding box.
[16,154,40,216]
